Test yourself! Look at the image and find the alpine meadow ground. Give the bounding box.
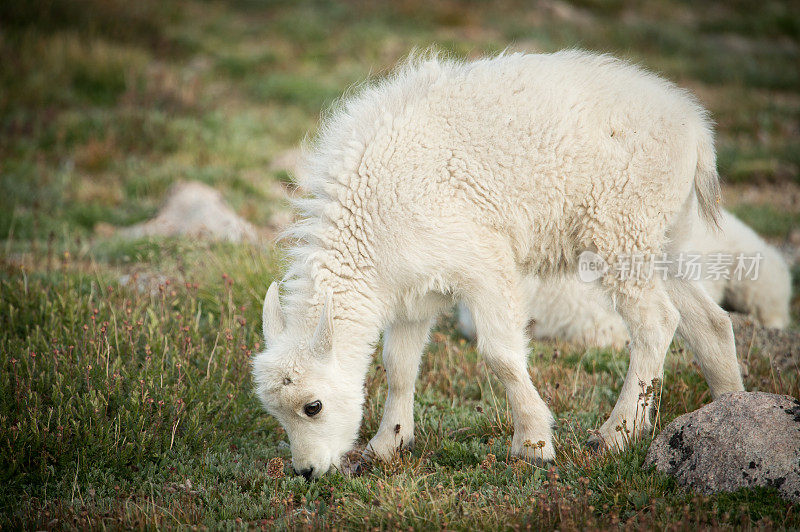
[1,0,799,528]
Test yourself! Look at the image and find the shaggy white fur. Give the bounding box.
[457,209,792,348]
[252,50,745,478]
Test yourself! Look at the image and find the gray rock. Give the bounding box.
[646,391,800,502]
[120,182,259,243]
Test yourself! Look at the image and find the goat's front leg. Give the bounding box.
[367,319,432,461]
[590,282,680,451]
[466,276,556,464]
[479,331,556,463]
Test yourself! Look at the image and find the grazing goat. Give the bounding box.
[253,50,744,479]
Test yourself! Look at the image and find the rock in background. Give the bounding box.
[646,391,800,502]
[731,313,800,373]
[119,182,260,243]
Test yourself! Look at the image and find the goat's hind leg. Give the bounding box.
[665,277,744,396]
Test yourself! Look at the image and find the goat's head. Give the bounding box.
[252,283,364,479]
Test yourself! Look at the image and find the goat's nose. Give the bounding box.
[293,467,314,481]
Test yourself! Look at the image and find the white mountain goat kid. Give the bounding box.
[252,51,745,479]
[457,209,792,348]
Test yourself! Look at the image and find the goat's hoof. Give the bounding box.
[364,435,414,464]
[513,454,555,468]
[585,434,607,455]
[340,449,372,477]
[532,457,556,470]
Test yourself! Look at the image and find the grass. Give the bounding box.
[1,0,798,528]
[728,204,800,239]
[2,254,798,528]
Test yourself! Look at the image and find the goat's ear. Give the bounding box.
[311,291,334,356]
[262,282,285,345]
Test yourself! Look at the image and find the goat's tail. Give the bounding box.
[694,134,722,229]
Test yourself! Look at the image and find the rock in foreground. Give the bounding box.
[646,391,800,502]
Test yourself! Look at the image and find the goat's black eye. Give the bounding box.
[303,400,322,417]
